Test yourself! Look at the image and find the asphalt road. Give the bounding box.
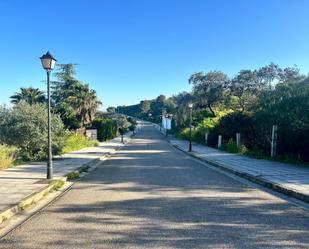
[1,124,308,249]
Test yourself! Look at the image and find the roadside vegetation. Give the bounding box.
[0,144,17,169]
[0,64,136,169]
[116,63,309,164]
[62,133,99,154]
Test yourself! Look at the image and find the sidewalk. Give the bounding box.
[0,133,132,218]
[169,138,309,203]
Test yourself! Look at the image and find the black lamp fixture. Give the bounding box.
[40,51,57,71]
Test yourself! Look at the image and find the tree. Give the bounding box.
[278,66,306,84]
[189,71,228,117]
[171,92,195,127]
[107,106,116,114]
[156,95,166,104]
[116,104,140,117]
[53,63,77,82]
[116,116,130,135]
[140,100,151,114]
[149,95,167,121]
[52,64,101,129]
[229,69,263,112]
[70,84,102,127]
[254,63,280,89]
[10,87,45,105]
[251,80,309,160]
[0,101,67,160]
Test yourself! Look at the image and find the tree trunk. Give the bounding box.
[208,104,216,117]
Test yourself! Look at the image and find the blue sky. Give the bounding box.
[0,0,309,109]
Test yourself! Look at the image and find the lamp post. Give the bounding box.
[40,51,57,180]
[188,102,193,152]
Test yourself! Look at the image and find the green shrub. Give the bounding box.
[197,110,233,131]
[0,144,18,169]
[179,128,190,140]
[0,102,67,161]
[213,112,255,148]
[62,133,99,154]
[178,111,231,144]
[221,139,248,154]
[92,118,118,141]
[192,129,207,144]
[178,127,208,144]
[251,82,309,161]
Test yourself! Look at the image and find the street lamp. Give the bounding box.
[40,51,57,180]
[188,102,193,152]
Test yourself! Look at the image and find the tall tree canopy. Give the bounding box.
[189,71,229,117]
[106,106,116,114]
[229,69,260,112]
[52,64,101,129]
[140,100,151,114]
[10,87,45,105]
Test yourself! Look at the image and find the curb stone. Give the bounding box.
[169,141,309,204]
[0,178,66,225]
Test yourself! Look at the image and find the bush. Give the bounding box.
[178,127,209,144]
[196,82,309,162]
[62,133,99,154]
[179,127,190,140]
[0,144,18,169]
[0,102,67,161]
[250,82,309,161]
[221,139,248,154]
[177,111,233,145]
[213,112,255,149]
[92,118,118,141]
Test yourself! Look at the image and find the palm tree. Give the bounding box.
[67,84,102,127]
[10,87,45,105]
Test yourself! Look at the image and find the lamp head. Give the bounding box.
[40,51,57,71]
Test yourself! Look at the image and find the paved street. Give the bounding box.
[1,124,308,249]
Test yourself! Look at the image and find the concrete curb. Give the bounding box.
[0,177,66,225]
[0,133,134,228]
[170,142,309,204]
